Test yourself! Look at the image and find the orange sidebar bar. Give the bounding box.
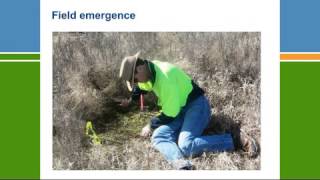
[280,54,320,60]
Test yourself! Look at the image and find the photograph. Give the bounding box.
[53,32,261,170]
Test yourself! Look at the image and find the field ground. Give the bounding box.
[53,32,260,170]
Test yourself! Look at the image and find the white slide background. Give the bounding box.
[41,0,279,179]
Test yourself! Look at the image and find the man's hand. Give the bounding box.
[119,98,131,107]
[140,124,152,138]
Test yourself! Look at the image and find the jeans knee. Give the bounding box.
[178,139,193,157]
[151,128,169,146]
[151,130,160,145]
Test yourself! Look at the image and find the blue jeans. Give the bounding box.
[151,95,234,162]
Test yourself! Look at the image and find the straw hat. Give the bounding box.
[119,52,140,91]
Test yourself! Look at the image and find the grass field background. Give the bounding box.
[53,32,260,170]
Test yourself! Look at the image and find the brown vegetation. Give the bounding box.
[53,32,260,170]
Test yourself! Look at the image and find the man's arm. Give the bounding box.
[150,113,175,129]
[131,85,148,101]
[119,85,148,107]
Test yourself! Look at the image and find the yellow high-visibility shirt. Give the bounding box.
[138,60,193,117]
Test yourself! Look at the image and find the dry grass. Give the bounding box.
[53,32,260,170]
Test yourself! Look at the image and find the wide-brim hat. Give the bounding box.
[119,51,140,91]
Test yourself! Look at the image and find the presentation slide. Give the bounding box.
[0,0,319,179]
